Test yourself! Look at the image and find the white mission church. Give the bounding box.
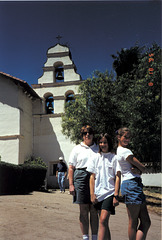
[0,43,82,188]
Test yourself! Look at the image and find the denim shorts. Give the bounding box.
[121,177,146,205]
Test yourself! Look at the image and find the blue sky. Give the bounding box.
[0,1,161,86]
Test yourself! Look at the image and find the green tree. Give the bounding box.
[112,45,143,77]
[114,43,161,163]
[62,71,121,144]
[62,43,161,166]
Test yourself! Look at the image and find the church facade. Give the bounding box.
[0,43,82,188]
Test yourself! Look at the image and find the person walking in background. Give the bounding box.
[56,156,67,193]
[87,133,121,240]
[68,125,99,240]
[116,127,151,240]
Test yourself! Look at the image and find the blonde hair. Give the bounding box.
[116,127,131,137]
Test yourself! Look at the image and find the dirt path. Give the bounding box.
[0,190,161,240]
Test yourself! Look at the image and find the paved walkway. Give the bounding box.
[0,190,161,240]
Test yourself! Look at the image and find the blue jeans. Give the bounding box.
[58,172,65,191]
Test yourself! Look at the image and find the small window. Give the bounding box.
[49,162,58,176]
[52,163,58,176]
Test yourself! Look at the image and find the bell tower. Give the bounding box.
[32,43,82,114]
[32,42,82,188]
[38,43,81,85]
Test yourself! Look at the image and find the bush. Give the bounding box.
[0,161,22,194]
[24,156,47,168]
[0,160,47,195]
[18,164,47,193]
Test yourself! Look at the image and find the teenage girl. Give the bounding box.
[116,127,151,240]
[87,133,121,240]
[69,125,99,240]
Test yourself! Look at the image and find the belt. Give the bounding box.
[76,167,87,170]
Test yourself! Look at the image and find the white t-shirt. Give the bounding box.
[117,146,141,181]
[87,152,121,202]
[69,142,99,169]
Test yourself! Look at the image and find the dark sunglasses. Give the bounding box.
[83,131,93,135]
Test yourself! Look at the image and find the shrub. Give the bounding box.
[0,159,47,195]
[18,164,47,193]
[24,156,47,168]
[0,162,22,194]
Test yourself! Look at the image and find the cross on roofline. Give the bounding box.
[56,35,62,43]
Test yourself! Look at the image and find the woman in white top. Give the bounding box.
[68,125,99,240]
[87,133,121,240]
[116,127,151,240]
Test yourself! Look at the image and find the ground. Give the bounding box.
[0,190,161,240]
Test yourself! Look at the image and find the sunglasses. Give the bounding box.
[83,131,93,135]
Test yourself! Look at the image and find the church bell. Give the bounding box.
[46,98,54,114]
[48,102,53,111]
[56,68,64,80]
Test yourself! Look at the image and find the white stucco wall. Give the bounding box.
[0,75,34,164]
[32,98,43,115]
[121,173,162,188]
[38,72,54,84]
[48,44,69,54]
[45,56,72,67]
[64,69,81,81]
[33,116,75,164]
[0,78,20,136]
[0,138,19,164]
[54,100,64,114]
[18,89,33,164]
[141,173,162,187]
[0,77,20,164]
[0,103,20,136]
[33,115,76,188]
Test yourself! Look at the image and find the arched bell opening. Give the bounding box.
[65,91,75,107]
[54,62,64,83]
[44,94,54,114]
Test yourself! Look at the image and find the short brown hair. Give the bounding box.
[80,125,94,137]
